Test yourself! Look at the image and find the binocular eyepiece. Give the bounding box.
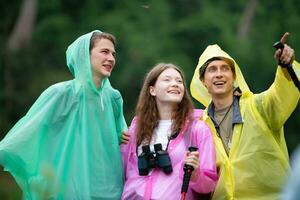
[138,143,173,176]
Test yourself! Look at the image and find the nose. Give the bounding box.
[170,79,179,87]
[107,53,115,63]
[215,68,223,77]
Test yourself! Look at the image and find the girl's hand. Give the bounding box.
[184,151,200,181]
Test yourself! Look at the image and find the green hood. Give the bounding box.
[66,30,109,93]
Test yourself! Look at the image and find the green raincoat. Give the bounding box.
[0,30,127,199]
[190,44,299,200]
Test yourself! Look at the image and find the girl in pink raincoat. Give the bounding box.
[121,63,218,200]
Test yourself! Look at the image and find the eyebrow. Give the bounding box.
[161,75,182,79]
[207,64,230,68]
[100,47,116,54]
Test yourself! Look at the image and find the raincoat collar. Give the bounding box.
[207,95,243,130]
[66,30,110,94]
[190,44,250,107]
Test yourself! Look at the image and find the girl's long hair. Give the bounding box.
[135,63,194,146]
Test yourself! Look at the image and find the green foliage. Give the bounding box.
[1,0,300,197]
[0,168,22,200]
[1,0,300,156]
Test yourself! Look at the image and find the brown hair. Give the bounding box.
[90,31,116,51]
[135,63,194,146]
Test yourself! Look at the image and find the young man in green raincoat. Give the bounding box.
[0,30,127,199]
[190,33,299,200]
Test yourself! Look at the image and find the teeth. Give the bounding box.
[214,81,225,85]
[168,91,179,94]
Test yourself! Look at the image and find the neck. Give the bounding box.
[156,101,174,120]
[93,75,103,89]
[212,94,234,110]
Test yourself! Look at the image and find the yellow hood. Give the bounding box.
[190,44,250,107]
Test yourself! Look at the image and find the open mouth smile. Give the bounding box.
[213,81,226,86]
[167,90,180,94]
[103,64,113,72]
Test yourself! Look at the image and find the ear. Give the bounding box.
[149,86,156,96]
[233,80,237,88]
[201,79,207,88]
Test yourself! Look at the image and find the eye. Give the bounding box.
[207,66,217,73]
[176,79,183,84]
[101,49,109,54]
[221,65,230,72]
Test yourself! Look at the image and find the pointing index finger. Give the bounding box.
[280,32,290,44]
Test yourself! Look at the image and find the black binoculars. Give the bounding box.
[138,143,173,176]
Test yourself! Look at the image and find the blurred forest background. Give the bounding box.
[0,0,299,198]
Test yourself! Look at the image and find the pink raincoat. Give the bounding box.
[121,110,218,200]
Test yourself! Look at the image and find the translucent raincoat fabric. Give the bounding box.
[0,30,127,199]
[190,44,300,200]
[121,110,218,200]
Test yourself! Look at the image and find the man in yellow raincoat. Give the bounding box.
[190,33,299,200]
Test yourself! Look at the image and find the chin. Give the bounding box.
[212,89,227,94]
[102,72,111,78]
[169,98,183,103]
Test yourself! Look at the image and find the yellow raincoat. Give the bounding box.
[190,44,299,200]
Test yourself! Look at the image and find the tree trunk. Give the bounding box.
[7,0,37,52]
[237,0,257,40]
[2,0,37,136]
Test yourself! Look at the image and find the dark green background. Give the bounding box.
[1,0,299,198]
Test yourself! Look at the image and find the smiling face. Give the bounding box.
[202,59,235,99]
[90,38,116,81]
[149,68,184,105]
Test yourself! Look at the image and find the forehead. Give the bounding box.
[93,38,115,51]
[158,68,182,78]
[207,60,230,68]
